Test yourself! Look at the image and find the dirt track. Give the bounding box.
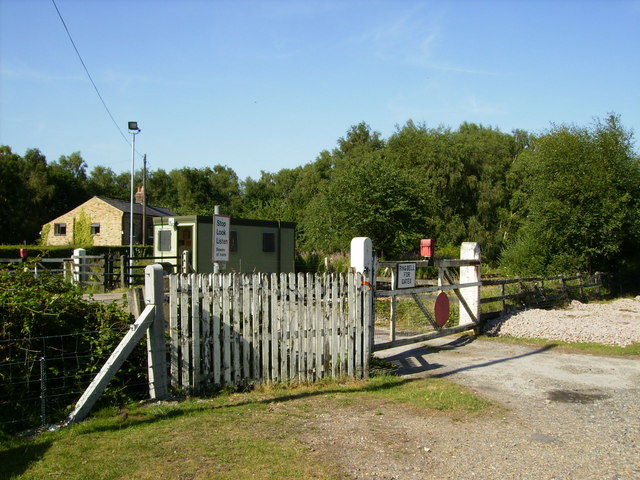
[303,300,640,480]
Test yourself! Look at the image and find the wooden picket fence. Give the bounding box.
[169,272,372,393]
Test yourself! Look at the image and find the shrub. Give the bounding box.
[0,263,146,432]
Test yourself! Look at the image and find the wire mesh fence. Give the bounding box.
[0,330,148,433]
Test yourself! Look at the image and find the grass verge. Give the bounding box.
[0,375,494,480]
[478,333,640,357]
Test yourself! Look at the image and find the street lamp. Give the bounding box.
[128,121,140,284]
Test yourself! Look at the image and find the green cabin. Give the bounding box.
[152,216,296,273]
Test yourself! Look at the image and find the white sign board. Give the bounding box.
[213,215,231,262]
[396,263,416,289]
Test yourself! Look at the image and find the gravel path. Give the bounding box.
[484,297,640,346]
[300,298,640,480]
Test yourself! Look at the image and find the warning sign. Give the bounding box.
[213,214,230,262]
[396,263,416,289]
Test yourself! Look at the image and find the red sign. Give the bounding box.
[434,291,450,327]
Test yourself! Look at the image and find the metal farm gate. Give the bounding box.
[168,272,372,394]
[350,239,483,352]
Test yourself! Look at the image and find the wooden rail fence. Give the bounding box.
[480,272,605,320]
[169,272,372,393]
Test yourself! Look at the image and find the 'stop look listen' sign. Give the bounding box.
[213,214,230,262]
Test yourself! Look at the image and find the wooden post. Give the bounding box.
[144,264,168,400]
[459,242,481,327]
[120,254,127,289]
[73,248,87,286]
[350,237,375,356]
[103,253,110,292]
[390,268,396,342]
[65,305,156,425]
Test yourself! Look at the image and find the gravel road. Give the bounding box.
[301,298,640,480]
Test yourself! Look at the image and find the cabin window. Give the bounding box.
[230,230,238,252]
[158,229,172,252]
[54,223,67,236]
[91,223,100,235]
[262,232,276,253]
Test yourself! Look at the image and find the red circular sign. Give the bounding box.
[434,292,450,327]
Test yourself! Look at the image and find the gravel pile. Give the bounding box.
[483,296,640,346]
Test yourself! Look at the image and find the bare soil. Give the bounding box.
[299,299,640,479]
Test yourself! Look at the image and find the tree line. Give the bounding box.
[1,114,639,278]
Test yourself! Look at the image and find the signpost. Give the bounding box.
[213,212,230,272]
[396,263,416,289]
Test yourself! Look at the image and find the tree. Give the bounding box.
[170,166,241,216]
[500,114,640,276]
[334,122,385,163]
[300,153,428,256]
[54,152,88,181]
[47,152,90,219]
[87,166,129,199]
[386,122,468,248]
[0,147,30,243]
[146,168,178,210]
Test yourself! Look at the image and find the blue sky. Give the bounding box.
[1,0,639,181]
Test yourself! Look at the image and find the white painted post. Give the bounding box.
[73,248,87,285]
[459,242,481,326]
[144,264,168,399]
[182,249,191,274]
[350,237,375,355]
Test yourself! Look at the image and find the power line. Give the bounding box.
[50,0,133,149]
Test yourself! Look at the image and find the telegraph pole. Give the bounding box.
[142,154,147,246]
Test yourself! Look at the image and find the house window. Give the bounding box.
[262,232,276,253]
[230,230,238,252]
[91,223,100,235]
[54,223,67,236]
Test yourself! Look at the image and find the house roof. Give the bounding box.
[98,197,177,217]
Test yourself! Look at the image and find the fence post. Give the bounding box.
[350,237,375,356]
[103,253,110,292]
[182,250,192,274]
[459,242,481,327]
[73,248,87,286]
[120,254,127,289]
[40,357,47,427]
[144,264,168,400]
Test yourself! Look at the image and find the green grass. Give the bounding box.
[0,375,494,480]
[479,333,640,357]
[376,296,460,332]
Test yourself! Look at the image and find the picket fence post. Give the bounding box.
[144,264,168,399]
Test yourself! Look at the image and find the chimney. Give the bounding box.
[135,186,145,205]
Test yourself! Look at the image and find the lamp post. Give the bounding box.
[128,121,140,284]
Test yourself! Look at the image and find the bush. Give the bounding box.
[0,263,146,432]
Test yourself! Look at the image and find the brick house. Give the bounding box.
[42,196,176,246]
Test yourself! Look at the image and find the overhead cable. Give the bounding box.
[50,0,132,147]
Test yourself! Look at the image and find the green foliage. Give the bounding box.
[0,264,145,431]
[501,114,640,277]
[39,224,50,245]
[300,153,427,257]
[3,113,639,280]
[72,210,93,247]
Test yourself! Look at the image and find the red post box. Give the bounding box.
[420,238,434,258]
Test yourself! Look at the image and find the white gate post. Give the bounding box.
[144,264,168,399]
[350,237,375,357]
[73,248,87,285]
[459,242,481,327]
